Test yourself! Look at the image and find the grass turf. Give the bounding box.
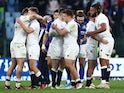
[0,80,124,93]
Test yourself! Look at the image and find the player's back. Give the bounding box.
[86,20,98,45]
[12,15,30,44]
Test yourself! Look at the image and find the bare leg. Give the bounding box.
[47,56,52,70]
[51,59,59,87]
[7,58,17,76]
[16,58,25,79]
[65,59,79,80]
[28,59,39,74]
[86,60,97,87]
[16,58,25,88]
[5,58,17,86]
[56,58,65,86]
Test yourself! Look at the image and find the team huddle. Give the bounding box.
[4,2,114,90]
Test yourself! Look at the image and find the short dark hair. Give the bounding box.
[54,9,59,13]
[21,7,28,15]
[62,9,74,17]
[58,8,65,14]
[28,7,39,14]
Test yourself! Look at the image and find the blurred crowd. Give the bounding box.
[2,0,124,37]
[2,0,124,15]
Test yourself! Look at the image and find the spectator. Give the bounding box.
[33,0,48,16]
[46,0,60,15]
[108,0,124,38]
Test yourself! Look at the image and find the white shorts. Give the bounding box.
[86,44,98,60]
[10,42,26,58]
[47,43,62,59]
[78,44,86,58]
[27,45,40,60]
[99,37,114,59]
[63,44,79,60]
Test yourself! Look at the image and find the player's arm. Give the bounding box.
[86,23,106,37]
[29,14,43,20]
[16,18,34,34]
[80,35,87,45]
[28,14,48,26]
[52,24,68,36]
[42,32,49,53]
[91,35,108,44]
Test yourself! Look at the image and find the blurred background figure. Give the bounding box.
[46,0,60,15]
[108,0,124,38]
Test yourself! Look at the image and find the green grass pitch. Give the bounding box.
[0,80,124,93]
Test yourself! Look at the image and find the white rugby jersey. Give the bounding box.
[64,19,78,45]
[49,18,66,36]
[86,20,98,45]
[27,19,40,46]
[12,15,30,44]
[95,13,112,38]
[50,18,66,45]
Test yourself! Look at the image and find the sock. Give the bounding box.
[30,71,38,86]
[5,76,11,86]
[56,69,63,86]
[101,66,107,81]
[66,68,71,81]
[30,74,39,86]
[79,68,84,80]
[51,68,57,87]
[35,71,44,85]
[71,80,76,87]
[86,77,92,87]
[106,68,111,82]
[16,78,21,88]
[75,79,81,84]
[35,71,41,77]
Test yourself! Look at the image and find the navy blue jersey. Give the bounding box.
[45,20,54,51]
[78,21,87,44]
[46,20,54,33]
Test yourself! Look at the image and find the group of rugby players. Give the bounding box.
[4,2,114,90]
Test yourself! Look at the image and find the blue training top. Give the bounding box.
[78,21,87,45]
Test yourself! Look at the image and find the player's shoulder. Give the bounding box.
[30,19,40,27]
[53,18,60,24]
[87,21,94,26]
[98,13,107,19]
[31,19,39,24]
[20,15,30,20]
[68,20,77,25]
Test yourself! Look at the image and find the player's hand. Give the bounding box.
[41,44,46,53]
[16,18,21,24]
[101,39,108,44]
[80,39,83,45]
[36,14,43,19]
[52,24,57,29]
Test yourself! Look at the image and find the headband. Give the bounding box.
[77,16,84,20]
